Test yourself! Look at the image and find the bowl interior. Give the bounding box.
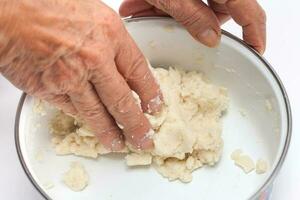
[17,18,289,200]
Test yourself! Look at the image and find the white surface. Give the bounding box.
[0,0,299,199]
[19,19,288,200]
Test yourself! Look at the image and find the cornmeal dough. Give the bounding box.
[125,153,152,166]
[63,162,89,191]
[256,159,268,174]
[234,154,255,173]
[50,66,228,183]
[231,150,268,174]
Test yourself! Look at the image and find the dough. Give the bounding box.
[43,181,54,190]
[125,153,152,166]
[231,150,255,173]
[231,149,243,160]
[33,99,47,116]
[63,162,89,192]
[233,154,255,173]
[231,150,268,175]
[50,66,228,182]
[256,159,268,174]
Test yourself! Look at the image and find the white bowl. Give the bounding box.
[15,17,291,200]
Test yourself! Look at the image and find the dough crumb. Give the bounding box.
[43,181,54,190]
[231,150,255,173]
[63,162,89,192]
[265,99,273,111]
[256,159,268,174]
[234,155,255,173]
[125,153,152,166]
[231,149,243,160]
[33,99,46,116]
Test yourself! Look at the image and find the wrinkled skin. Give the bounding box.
[120,0,266,53]
[0,0,163,151]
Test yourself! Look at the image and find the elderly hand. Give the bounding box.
[120,0,266,54]
[0,0,163,150]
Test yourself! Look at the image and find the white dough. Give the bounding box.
[231,149,243,160]
[125,153,152,166]
[256,159,268,174]
[233,154,255,173]
[63,162,89,192]
[50,66,228,183]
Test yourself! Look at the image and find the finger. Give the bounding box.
[145,0,221,47]
[119,0,167,17]
[44,94,78,115]
[131,10,168,17]
[68,82,125,151]
[207,0,231,24]
[119,0,152,16]
[115,31,163,114]
[215,0,266,53]
[90,61,154,150]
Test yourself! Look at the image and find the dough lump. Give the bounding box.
[63,162,89,191]
[50,66,228,182]
[256,159,268,174]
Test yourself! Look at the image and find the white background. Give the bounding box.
[0,0,299,199]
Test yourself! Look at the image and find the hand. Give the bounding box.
[120,0,266,54]
[0,0,163,150]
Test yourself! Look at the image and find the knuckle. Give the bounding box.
[180,9,204,28]
[90,69,115,86]
[109,91,133,113]
[99,10,124,40]
[42,59,86,94]
[152,0,179,16]
[82,102,106,120]
[52,95,71,105]
[124,53,146,80]
[155,0,172,11]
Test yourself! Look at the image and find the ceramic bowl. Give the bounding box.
[15,17,291,200]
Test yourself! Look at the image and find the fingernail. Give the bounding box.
[138,136,154,150]
[198,28,220,47]
[127,128,154,151]
[98,131,125,152]
[139,129,155,150]
[144,93,164,114]
[111,137,125,151]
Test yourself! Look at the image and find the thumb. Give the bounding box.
[119,0,152,17]
[145,0,221,47]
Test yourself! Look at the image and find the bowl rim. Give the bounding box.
[14,17,292,200]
